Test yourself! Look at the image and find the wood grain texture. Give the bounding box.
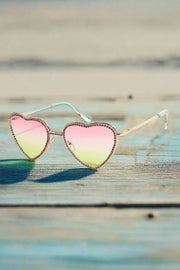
[0,100,179,205]
[0,1,180,268]
[0,208,180,270]
[0,92,180,267]
[0,98,179,269]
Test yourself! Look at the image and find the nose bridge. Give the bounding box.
[49,131,63,136]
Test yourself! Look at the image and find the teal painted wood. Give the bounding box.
[0,161,179,205]
[0,208,180,270]
[0,100,180,205]
[0,99,179,269]
[0,2,180,268]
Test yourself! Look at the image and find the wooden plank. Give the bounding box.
[1,69,180,101]
[0,100,179,205]
[0,161,180,205]
[0,208,180,270]
[0,2,180,269]
[0,2,180,62]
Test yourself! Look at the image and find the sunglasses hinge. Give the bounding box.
[49,131,63,136]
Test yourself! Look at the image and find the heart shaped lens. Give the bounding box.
[10,114,49,160]
[63,123,117,169]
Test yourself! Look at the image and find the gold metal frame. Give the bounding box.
[117,109,168,137]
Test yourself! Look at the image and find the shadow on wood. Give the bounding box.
[0,159,96,184]
[33,168,96,183]
[0,159,34,184]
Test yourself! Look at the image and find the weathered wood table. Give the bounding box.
[0,2,180,268]
[0,97,179,270]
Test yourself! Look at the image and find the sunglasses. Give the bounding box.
[9,102,168,170]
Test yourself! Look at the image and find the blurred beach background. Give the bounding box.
[0,0,180,103]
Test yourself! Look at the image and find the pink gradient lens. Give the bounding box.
[10,114,49,160]
[64,124,116,169]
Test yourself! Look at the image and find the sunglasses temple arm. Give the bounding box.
[118,109,169,137]
[22,101,91,123]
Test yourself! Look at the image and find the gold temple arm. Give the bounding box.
[23,101,91,123]
[118,109,168,137]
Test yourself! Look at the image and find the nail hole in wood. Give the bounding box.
[147,212,155,219]
[128,94,133,100]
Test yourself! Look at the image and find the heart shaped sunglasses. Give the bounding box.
[9,102,168,170]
